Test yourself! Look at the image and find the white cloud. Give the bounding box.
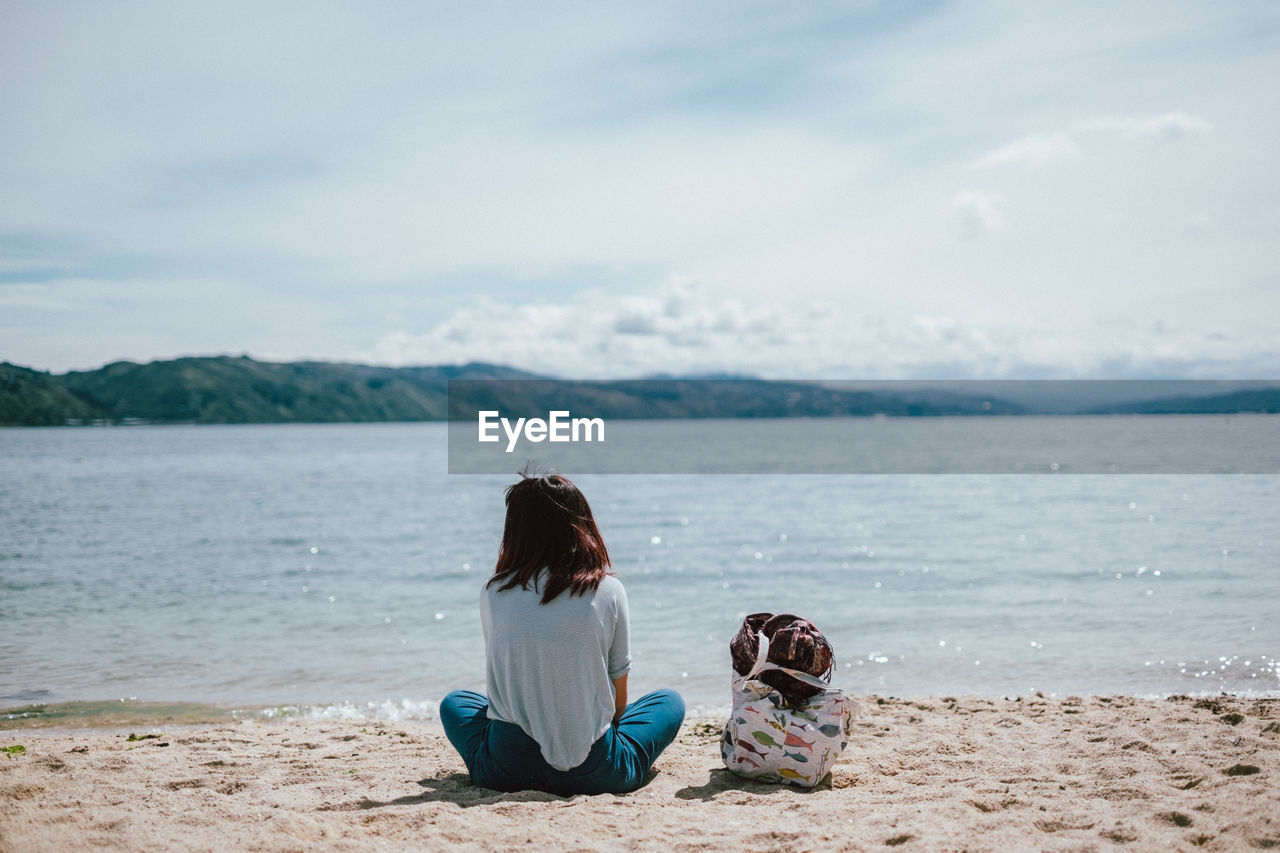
[353,282,1280,380]
[967,111,1212,174]
[1075,111,1213,141]
[948,191,1005,241]
[969,132,1078,170]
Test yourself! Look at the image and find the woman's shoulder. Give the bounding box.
[596,573,627,600]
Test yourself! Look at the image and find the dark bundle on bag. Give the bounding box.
[729,612,835,708]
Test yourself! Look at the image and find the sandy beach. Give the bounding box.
[2,694,1277,852]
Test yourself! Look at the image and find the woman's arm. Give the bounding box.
[611,672,628,723]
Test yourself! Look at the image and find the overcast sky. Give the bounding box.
[2,1,1278,378]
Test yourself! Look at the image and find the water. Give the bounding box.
[2,421,1277,726]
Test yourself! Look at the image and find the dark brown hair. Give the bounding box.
[487,471,611,604]
[730,613,835,708]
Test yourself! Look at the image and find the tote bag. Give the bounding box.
[720,632,856,787]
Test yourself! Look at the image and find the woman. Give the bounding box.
[439,472,685,795]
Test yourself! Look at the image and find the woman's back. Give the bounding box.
[481,573,631,771]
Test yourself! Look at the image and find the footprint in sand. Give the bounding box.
[1223,764,1261,776]
[1156,811,1193,827]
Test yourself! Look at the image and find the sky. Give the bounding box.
[2,1,1278,379]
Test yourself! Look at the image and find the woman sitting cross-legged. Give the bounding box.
[439,471,685,795]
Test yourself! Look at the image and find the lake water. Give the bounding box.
[2,420,1277,725]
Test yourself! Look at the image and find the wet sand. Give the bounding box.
[2,694,1278,852]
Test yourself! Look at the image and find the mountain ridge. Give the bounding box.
[2,356,1278,426]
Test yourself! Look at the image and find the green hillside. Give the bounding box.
[0,363,107,425]
[4,356,1277,426]
[1,357,534,426]
[0,356,1029,426]
[1087,388,1280,414]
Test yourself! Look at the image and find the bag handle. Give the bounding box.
[744,631,771,679]
[743,631,834,691]
[752,661,835,691]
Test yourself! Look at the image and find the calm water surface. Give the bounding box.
[2,421,1277,723]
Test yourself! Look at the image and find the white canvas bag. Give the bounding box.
[720,632,857,787]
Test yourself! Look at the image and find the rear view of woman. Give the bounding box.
[439,472,685,795]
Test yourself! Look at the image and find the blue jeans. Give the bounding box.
[439,689,685,795]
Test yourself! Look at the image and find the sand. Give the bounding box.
[2,694,1278,852]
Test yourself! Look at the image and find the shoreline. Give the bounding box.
[3,694,1277,851]
[7,689,1280,735]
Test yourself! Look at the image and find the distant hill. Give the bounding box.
[0,357,536,426]
[1,356,1029,426]
[814,379,1280,413]
[2,357,1278,426]
[1086,388,1280,414]
[0,363,105,426]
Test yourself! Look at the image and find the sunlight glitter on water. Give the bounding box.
[4,423,1279,708]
